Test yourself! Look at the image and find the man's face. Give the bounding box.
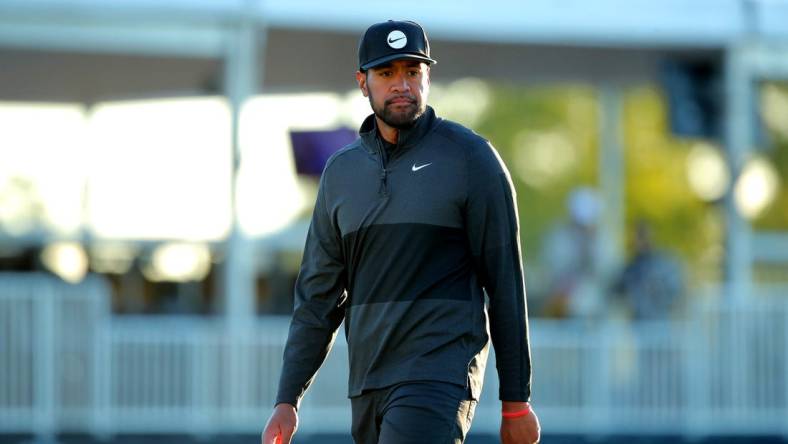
[356,59,430,129]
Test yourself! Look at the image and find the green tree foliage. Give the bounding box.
[470,82,731,285]
[441,80,787,288]
[472,84,599,268]
[754,83,788,231]
[621,87,721,260]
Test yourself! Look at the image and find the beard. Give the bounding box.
[368,90,426,129]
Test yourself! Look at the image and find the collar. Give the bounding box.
[359,105,437,155]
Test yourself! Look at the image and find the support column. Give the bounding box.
[722,43,756,428]
[221,2,263,332]
[723,45,753,303]
[219,1,265,420]
[597,85,625,283]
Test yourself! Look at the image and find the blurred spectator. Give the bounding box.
[612,220,684,319]
[541,187,603,319]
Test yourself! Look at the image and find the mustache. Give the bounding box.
[384,95,417,106]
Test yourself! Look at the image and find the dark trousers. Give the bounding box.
[350,381,477,444]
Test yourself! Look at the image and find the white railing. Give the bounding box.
[1,273,787,439]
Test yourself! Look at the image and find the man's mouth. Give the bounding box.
[387,96,415,106]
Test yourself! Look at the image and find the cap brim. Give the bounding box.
[361,53,437,71]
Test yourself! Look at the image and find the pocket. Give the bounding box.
[453,398,477,443]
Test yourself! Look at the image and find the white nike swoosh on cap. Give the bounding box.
[412,162,432,172]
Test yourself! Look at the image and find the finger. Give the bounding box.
[280,426,295,444]
[261,425,280,444]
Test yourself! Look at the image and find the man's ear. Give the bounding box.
[355,70,369,97]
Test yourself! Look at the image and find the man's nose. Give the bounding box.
[391,73,411,92]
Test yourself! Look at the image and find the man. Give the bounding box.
[541,187,602,319]
[262,20,540,444]
[613,220,684,320]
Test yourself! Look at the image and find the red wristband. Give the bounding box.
[501,405,531,419]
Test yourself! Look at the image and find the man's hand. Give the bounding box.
[261,403,298,444]
[500,401,540,444]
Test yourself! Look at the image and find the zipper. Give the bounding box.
[376,137,389,196]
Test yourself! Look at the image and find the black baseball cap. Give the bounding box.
[358,20,437,71]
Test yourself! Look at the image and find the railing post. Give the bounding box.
[92,277,112,441]
[190,326,211,438]
[684,299,708,439]
[34,279,56,443]
[583,320,612,434]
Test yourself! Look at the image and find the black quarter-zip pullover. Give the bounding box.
[276,106,532,408]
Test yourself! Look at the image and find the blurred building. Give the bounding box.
[1,0,788,441]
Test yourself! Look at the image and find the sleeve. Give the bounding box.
[275,172,347,409]
[465,141,532,402]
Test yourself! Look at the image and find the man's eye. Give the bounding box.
[408,70,419,76]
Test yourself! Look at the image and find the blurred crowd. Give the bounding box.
[536,187,685,321]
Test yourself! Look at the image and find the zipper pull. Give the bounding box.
[379,168,388,196]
